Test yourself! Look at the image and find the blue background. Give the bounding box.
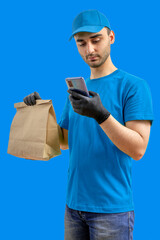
[0,0,159,239]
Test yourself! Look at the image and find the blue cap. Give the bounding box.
[69,9,111,41]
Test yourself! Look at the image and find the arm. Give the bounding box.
[67,89,151,160]
[99,115,151,160]
[57,125,69,150]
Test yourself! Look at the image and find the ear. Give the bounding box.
[110,30,115,44]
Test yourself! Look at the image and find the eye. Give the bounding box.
[79,42,86,47]
[79,39,100,47]
[92,39,100,44]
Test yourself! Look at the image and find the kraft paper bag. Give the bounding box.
[7,100,62,161]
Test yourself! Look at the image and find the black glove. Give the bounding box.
[67,89,111,124]
[23,91,42,106]
[69,88,89,99]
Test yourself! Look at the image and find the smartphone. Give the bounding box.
[65,77,90,98]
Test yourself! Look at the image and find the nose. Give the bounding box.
[86,42,95,55]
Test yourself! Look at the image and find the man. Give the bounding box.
[24,9,154,240]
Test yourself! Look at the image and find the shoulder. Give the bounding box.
[119,69,145,83]
[119,69,150,93]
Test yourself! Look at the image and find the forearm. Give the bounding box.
[99,115,144,160]
[57,125,68,150]
[67,89,144,159]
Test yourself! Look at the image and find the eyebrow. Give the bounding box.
[76,34,102,42]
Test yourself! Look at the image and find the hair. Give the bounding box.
[105,27,111,36]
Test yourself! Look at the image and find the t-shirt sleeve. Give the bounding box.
[58,96,70,130]
[123,79,154,126]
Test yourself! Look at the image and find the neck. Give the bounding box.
[90,55,117,79]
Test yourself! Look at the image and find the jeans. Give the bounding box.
[64,204,135,240]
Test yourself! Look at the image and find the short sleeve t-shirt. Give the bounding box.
[58,69,154,213]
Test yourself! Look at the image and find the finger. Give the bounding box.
[69,94,82,102]
[23,96,30,106]
[69,95,82,103]
[25,96,32,106]
[67,89,86,100]
[27,93,35,105]
[89,91,98,97]
[30,94,36,105]
[34,91,41,99]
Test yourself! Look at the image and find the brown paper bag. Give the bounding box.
[7,100,61,161]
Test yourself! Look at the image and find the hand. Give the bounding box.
[67,89,111,124]
[23,91,42,106]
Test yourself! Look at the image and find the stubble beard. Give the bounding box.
[81,44,111,68]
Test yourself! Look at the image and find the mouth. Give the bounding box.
[88,56,99,61]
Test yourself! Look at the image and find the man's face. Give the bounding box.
[74,28,115,68]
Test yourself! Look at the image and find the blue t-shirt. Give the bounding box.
[58,69,154,213]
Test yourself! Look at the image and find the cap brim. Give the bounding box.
[68,25,104,41]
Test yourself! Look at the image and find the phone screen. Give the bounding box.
[65,77,89,97]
